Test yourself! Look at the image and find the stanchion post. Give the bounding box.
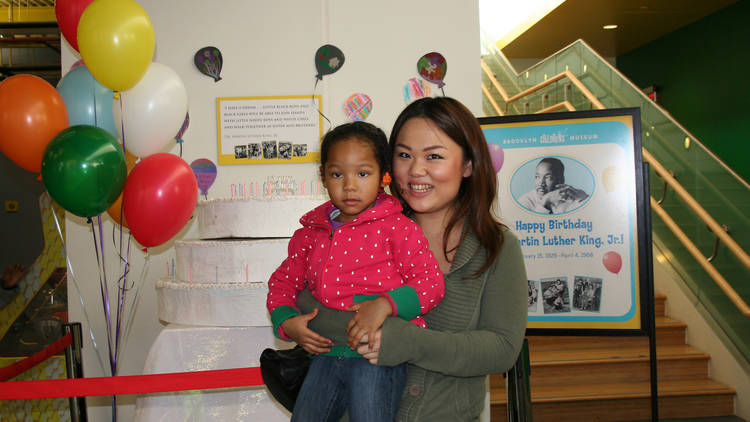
[506,338,532,422]
[62,322,87,422]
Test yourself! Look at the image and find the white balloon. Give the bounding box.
[113,62,188,157]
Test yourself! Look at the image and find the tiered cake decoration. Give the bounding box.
[156,177,327,327]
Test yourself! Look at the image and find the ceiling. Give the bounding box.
[500,0,739,58]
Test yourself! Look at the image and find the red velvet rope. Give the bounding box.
[0,367,264,400]
[0,332,73,382]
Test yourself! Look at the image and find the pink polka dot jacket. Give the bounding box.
[267,193,445,340]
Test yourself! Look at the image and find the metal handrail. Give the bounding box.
[481,55,750,316]
[651,198,750,317]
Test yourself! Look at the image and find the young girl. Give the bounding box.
[266,121,445,421]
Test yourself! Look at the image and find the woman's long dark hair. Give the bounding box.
[389,97,505,275]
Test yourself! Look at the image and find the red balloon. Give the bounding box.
[55,0,95,52]
[123,153,197,247]
[602,251,622,274]
[0,74,69,173]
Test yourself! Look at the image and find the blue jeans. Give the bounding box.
[290,355,407,422]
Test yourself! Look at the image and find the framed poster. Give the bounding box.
[216,95,323,165]
[480,108,651,335]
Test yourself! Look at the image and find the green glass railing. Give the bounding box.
[481,39,750,364]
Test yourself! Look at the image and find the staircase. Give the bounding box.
[489,294,737,421]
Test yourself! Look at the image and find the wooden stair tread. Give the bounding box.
[529,344,708,365]
[491,379,735,404]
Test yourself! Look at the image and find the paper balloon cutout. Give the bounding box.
[194,46,223,82]
[602,165,623,193]
[314,44,345,80]
[70,59,85,71]
[417,52,447,88]
[190,158,217,198]
[344,93,373,121]
[488,143,504,173]
[404,77,431,103]
[603,251,622,274]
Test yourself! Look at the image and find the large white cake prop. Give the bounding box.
[156,188,325,327]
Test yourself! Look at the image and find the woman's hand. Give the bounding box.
[280,308,333,354]
[355,331,382,365]
[345,297,392,350]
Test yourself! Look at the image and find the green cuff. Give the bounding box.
[386,286,421,320]
[270,305,300,340]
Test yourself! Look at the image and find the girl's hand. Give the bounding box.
[345,297,392,350]
[280,308,333,354]
[355,332,382,365]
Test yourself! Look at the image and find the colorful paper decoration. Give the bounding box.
[404,77,431,103]
[194,46,223,82]
[417,52,447,89]
[314,44,345,80]
[344,93,373,121]
[190,158,217,199]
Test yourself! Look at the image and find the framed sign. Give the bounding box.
[216,95,323,165]
[480,108,650,335]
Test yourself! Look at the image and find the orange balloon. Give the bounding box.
[106,147,138,228]
[0,75,69,173]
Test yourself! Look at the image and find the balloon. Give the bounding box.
[190,158,217,198]
[106,149,138,227]
[57,65,118,138]
[0,74,69,173]
[344,93,372,121]
[404,77,431,103]
[417,52,447,88]
[602,165,623,193]
[123,153,197,247]
[314,44,345,80]
[55,0,94,52]
[113,62,189,157]
[41,125,126,218]
[194,46,223,82]
[488,143,504,173]
[77,0,155,91]
[602,251,622,274]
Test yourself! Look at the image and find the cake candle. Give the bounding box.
[245,264,249,283]
[189,265,193,284]
[216,266,218,283]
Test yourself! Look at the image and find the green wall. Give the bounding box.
[616,0,749,182]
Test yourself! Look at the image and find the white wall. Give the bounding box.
[61,0,480,419]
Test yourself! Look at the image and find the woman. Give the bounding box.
[292,97,528,421]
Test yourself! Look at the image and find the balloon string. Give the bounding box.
[92,74,98,128]
[51,203,107,375]
[311,77,331,132]
[123,248,149,344]
[90,218,115,376]
[440,86,445,97]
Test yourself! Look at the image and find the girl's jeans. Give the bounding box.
[290,355,407,422]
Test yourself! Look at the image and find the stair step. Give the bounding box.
[490,379,736,422]
[527,317,687,351]
[490,344,710,386]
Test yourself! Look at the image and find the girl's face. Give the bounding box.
[321,138,382,223]
[392,117,472,219]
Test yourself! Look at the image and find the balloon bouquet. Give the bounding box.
[0,0,197,412]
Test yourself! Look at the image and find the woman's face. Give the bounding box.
[392,117,472,219]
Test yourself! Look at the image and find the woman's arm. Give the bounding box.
[296,288,352,346]
[377,231,528,377]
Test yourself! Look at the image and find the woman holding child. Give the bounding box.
[291,97,528,421]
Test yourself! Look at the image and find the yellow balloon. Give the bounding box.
[77,0,155,92]
[602,166,623,193]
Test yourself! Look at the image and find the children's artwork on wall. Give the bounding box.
[403,77,431,104]
[190,158,217,199]
[194,46,223,82]
[343,93,372,121]
[314,44,345,81]
[417,52,447,96]
[175,112,190,156]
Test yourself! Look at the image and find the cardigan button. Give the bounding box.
[408,384,420,396]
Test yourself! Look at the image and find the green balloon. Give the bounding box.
[42,125,127,218]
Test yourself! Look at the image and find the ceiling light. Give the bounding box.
[603,24,618,30]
